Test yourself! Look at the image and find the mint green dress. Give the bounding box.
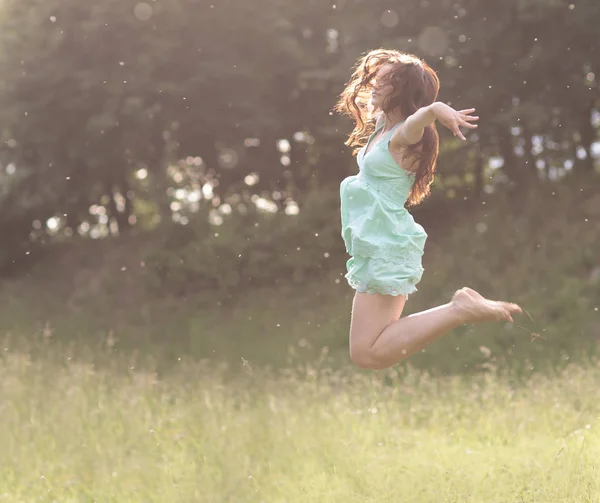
[340,121,428,296]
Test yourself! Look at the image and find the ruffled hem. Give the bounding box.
[344,252,423,297]
[346,275,418,296]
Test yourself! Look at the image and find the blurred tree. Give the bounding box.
[0,0,597,271]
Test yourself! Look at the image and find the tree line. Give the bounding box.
[0,0,598,271]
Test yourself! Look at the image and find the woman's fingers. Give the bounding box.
[458,117,478,129]
[458,108,476,114]
[462,115,479,121]
[453,126,466,140]
[447,117,477,140]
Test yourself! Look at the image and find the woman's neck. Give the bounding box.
[381,110,405,132]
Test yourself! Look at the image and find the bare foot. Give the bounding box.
[451,287,522,324]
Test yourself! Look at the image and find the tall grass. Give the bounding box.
[1,337,599,502]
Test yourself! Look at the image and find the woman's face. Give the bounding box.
[370,64,395,110]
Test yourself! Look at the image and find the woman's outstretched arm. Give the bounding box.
[395,102,479,145]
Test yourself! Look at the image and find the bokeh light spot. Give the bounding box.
[418,26,449,56]
[380,10,399,28]
[134,3,153,22]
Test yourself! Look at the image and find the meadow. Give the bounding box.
[1,336,599,502]
[1,181,599,501]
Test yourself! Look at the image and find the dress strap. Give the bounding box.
[386,120,405,135]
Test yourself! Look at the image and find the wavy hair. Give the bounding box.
[334,49,440,206]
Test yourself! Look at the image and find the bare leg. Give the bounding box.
[349,287,522,370]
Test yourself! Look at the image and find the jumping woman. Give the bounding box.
[335,49,522,370]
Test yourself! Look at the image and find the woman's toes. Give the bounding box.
[462,287,480,299]
[452,289,522,324]
[503,302,522,313]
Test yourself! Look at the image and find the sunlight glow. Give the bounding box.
[46,217,59,231]
[187,191,201,203]
[202,183,214,199]
[285,202,299,215]
[245,173,259,186]
[255,197,278,213]
[277,139,291,153]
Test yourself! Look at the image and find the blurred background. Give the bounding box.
[0,0,598,375]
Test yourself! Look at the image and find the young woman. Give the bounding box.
[335,49,522,370]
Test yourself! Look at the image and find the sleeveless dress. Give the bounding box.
[339,120,428,296]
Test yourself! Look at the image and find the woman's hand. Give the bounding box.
[431,102,479,140]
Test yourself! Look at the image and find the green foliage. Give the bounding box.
[143,188,344,300]
[0,0,598,376]
[402,174,600,373]
[0,181,598,375]
[0,0,598,263]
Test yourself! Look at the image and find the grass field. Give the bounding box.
[1,181,598,501]
[1,339,599,502]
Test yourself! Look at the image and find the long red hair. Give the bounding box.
[334,49,440,206]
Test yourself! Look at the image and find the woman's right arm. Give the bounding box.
[394,102,479,147]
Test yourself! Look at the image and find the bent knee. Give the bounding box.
[350,345,388,370]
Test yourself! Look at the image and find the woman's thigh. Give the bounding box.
[349,292,407,354]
